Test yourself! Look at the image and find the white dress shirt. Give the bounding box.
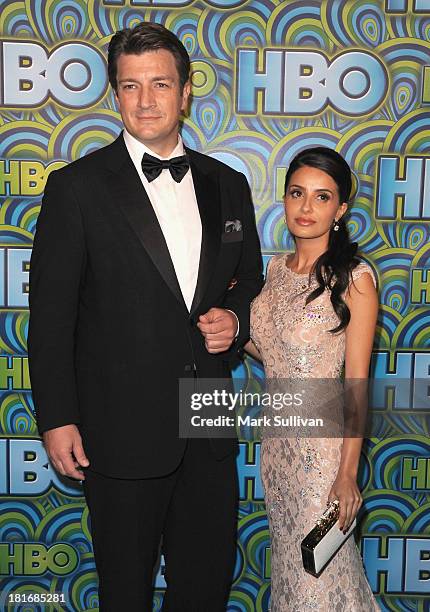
[123,130,201,311]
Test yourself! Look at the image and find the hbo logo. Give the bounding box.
[236,49,388,116]
[0,543,78,576]
[0,41,108,108]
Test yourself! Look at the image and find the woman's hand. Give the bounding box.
[243,339,262,362]
[327,473,362,533]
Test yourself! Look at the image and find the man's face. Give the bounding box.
[115,50,190,157]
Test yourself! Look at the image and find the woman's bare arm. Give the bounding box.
[328,271,378,531]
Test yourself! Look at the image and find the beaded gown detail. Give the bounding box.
[250,254,379,612]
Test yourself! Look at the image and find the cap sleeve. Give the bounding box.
[350,261,377,288]
[265,253,283,280]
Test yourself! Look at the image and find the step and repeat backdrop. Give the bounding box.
[1,0,430,610]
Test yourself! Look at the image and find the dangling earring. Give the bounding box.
[333,219,339,232]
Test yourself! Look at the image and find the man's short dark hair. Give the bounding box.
[108,22,190,93]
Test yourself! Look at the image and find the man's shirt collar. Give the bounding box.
[123,129,185,170]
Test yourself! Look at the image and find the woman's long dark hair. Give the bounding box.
[284,146,360,333]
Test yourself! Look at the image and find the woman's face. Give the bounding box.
[284,165,348,242]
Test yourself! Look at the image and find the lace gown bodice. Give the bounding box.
[250,253,372,379]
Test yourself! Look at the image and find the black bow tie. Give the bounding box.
[141,152,189,183]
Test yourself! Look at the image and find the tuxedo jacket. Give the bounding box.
[28,134,264,478]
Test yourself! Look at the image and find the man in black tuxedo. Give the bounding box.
[28,22,263,611]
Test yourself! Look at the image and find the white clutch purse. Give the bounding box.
[301,500,356,577]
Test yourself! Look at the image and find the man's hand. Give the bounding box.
[42,424,89,480]
[197,307,238,354]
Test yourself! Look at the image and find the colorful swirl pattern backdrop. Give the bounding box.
[0,0,429,610]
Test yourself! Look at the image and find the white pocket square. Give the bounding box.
[224,219,242,232]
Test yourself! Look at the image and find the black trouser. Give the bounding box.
[82,439,239,611]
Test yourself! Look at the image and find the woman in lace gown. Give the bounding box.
[247,148,379,611]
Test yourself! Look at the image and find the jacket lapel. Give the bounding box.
[105,136,187,309]
[188,148,221,314]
